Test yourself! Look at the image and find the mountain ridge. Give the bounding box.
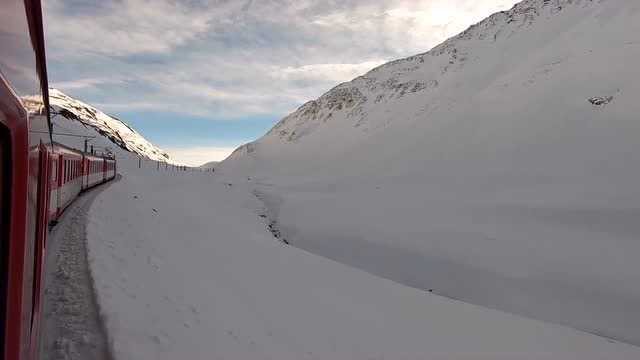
[48,88,175,163]
[224,0,599,162]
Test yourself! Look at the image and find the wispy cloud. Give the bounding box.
[45,0,518,140]
[45,0,216,57]
[51,77,124,90]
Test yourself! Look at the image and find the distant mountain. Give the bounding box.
[48,89,173,163]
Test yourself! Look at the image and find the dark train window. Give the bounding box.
[0,125,11,356]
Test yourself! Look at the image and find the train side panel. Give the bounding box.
[105,159,116,180]
[54,148,82,217]
[84,156,105,188]
[1,0,51,359]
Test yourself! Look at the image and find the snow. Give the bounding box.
[48,89,176,163]
[42,181,111,360]
[84,160,640,359]
[199,160,219,169]
[219,0,640,346]
[41,0,640,357]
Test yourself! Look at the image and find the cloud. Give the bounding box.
[45,0,216,57]
[45,0,518,125]
[51,77,124,90]
[163,146,236,166]
[274,61,387,84]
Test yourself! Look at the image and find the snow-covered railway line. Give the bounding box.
[41,178,118,360]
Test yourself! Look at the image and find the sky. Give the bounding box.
[43,0,518,166]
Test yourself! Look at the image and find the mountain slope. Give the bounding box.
[223,0,638,175]
[48,89,173,163]
[220,0,640,345]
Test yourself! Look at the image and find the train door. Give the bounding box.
[84,157,89,189]
[56,157,63,216]
[48,155,58,222]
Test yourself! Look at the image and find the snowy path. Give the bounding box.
[42,179,116,360]
[81,168,640,360]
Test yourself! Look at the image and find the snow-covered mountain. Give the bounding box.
[48,89,173,163]
[223,0,638,174]
[221,0,640,345]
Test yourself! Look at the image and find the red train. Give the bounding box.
[47,144,116,224]
[1,1,117,359]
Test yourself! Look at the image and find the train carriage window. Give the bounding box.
[0,125,10,356]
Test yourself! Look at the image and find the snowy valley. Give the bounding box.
[41,0,640,358]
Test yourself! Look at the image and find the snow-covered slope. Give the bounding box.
[223,0,639,174]
[86,168,640,359]
[48,89,173,163]
[220,0,640,345]
[200,160,218,169]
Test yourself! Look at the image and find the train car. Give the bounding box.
[1,0,52,359]
[104,158,116,182]
[83,154,105,189]
[48,144,83,223]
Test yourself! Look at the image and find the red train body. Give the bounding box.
[1,1,117,359]
[48,144,116,224]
